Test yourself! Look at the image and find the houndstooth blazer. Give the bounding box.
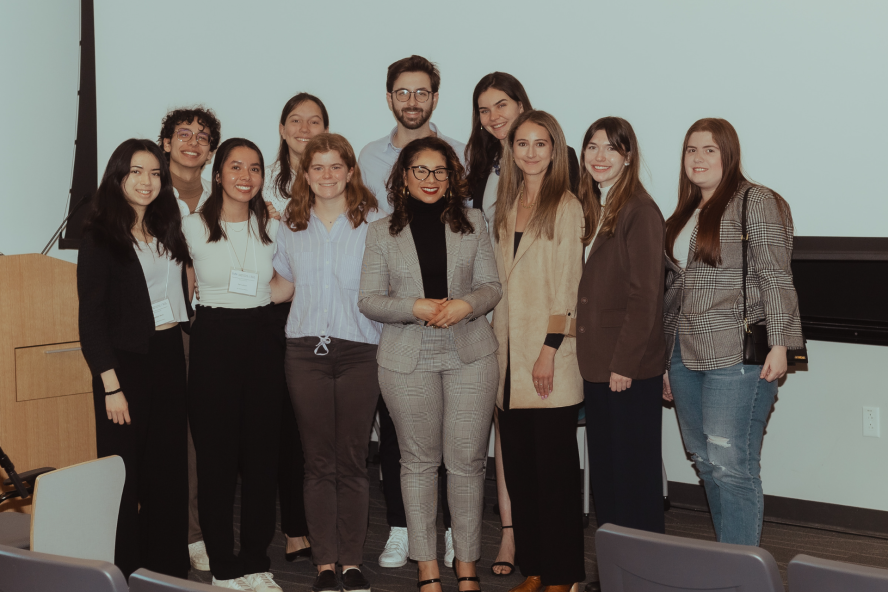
[664,183,804,371]
[358,208,501,374]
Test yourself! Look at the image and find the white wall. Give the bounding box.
[0,0,80,263]
[2,0,886,511]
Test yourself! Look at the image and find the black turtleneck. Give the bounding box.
[407,196,448,299]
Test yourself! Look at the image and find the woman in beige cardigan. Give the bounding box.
[491,110,585,592]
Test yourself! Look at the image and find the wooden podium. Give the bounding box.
[0,254,97,510]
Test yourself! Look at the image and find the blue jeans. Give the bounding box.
[668,338,777,546]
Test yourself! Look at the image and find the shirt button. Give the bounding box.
[579,326,586,333]
[580,297,588,304]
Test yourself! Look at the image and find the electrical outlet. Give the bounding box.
[863,407,880,437]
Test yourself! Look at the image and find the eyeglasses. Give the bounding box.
[176,129,211,146]
[391,89,432,103]
[409,166,451,181]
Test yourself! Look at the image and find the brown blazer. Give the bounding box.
[493,194,584,410]
[576,187,667,383]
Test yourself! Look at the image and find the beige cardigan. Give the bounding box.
[493,194,584,410]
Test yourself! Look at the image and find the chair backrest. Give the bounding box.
[788,553,888,591]
[30,455,125,563]
[0,542,128,592]
[595,523,784,592]
[130,568,222,591]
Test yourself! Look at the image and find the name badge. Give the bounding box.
[229,269,259,296]
[152,298,176,326]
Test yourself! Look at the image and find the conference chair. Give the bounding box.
[0,455,125,562]
[130,568,222,591]
[788,553,888,591]
[595,523,783,592]
[0,542,128,592]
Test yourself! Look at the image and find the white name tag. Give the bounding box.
[152,298,176,326]
[228,269,259,296]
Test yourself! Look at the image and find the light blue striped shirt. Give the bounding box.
[272,209,385,345]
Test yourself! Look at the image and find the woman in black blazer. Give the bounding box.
[463,72,580,577]
[77,138,193,579]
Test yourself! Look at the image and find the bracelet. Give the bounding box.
[105,388,122,396]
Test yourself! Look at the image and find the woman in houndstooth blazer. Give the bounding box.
[662,118,804,547]
[358,136,501,592]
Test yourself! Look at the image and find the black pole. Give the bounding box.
[0,444,29,501]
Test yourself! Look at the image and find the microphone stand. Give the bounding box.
[0,443,29,501]
[41,192,91,255]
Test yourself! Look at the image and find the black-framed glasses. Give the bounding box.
[391,89,432,103]
[410,166,451,181]
[176,129,211,146]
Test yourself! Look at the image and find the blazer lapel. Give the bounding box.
[394,224,425,297]
[583,233,611,267]
[445,224,463,298]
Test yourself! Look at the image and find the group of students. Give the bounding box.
[76,54,804,592]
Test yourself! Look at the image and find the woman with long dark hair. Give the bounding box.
[576,117,667,536]
[269,133,382,592]
[491,110,585,592]
[183,138,285,591]
[263,93,330,563]
[77,138,192,579]
[359,136,501,592]
[663,118,803,546]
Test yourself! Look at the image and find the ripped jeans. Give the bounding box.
[669,338,777,546]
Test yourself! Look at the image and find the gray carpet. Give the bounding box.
[188,463,888,591]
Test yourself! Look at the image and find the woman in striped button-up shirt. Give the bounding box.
[270,133,382,592]
[662,118,804,547]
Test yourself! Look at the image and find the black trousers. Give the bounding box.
[377,397,451,530]
[92,326,188,579]
[272,303,308,539]
[585,376,665,533]
[188,305,283,580]
[499,403,585,585]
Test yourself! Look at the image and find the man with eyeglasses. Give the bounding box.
[358,55,464,572]
[158,106,221,217]
[358,55,466,215]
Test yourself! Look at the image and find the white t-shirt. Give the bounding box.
[674,209,701,269]
[585,183,612,262]
[133,239,190,324]
[182,214,280,309]
[175,177,212,218]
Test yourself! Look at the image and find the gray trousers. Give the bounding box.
[378,327,498,562]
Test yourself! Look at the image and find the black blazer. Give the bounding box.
[77,229,191,378]
[470,146,581,210]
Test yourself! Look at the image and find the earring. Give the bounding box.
[624,162,630,167]
[403,186,409,199]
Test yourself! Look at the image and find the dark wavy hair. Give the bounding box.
[386,137,473,237]
[84,139,190,264]
[386,55,440,93]
[272,93,330,202]
[157,106,222,158]
[465,72,532,191]
[199,138,273,245]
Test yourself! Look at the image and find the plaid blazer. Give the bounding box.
[358,208,502,374]
[664,183,804,371]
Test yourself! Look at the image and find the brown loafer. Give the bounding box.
[542,584,579,592]
[509,576,543,592]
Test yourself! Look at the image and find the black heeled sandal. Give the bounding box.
[490,525,514,577]
[453,559,482,592]
[417,577,442,591]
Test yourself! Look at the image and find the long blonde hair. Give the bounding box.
[493,110,571,243]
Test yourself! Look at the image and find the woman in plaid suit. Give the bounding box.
[662,118,804,546]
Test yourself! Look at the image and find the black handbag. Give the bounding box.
[740,187,809,366]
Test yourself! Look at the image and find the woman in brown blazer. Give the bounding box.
[491,110,585,592]
[576,117,667,537]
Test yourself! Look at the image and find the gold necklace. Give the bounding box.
[519,188,536,209]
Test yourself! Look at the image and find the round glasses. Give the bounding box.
[391,89,432,103]
[176,129,211,146]
[410,166,451,182]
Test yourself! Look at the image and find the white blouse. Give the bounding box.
[674,209,701,269]
[134,240,189,324]
[183,214,280,309]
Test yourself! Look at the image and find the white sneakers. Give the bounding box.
[444,528,454,568]
[189,540,210,572]
[211,573,281,591]
[211,576,253,590]
[378,526,409,568]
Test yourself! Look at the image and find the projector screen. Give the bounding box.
[94,0,888,238]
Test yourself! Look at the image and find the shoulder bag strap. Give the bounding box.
[741,186,752,332]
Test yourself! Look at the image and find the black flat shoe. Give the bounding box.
[312,569,340,592]
[342,567,371,592]
[285,546,312,562]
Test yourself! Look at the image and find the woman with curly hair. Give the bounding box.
[358,136,501,592]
